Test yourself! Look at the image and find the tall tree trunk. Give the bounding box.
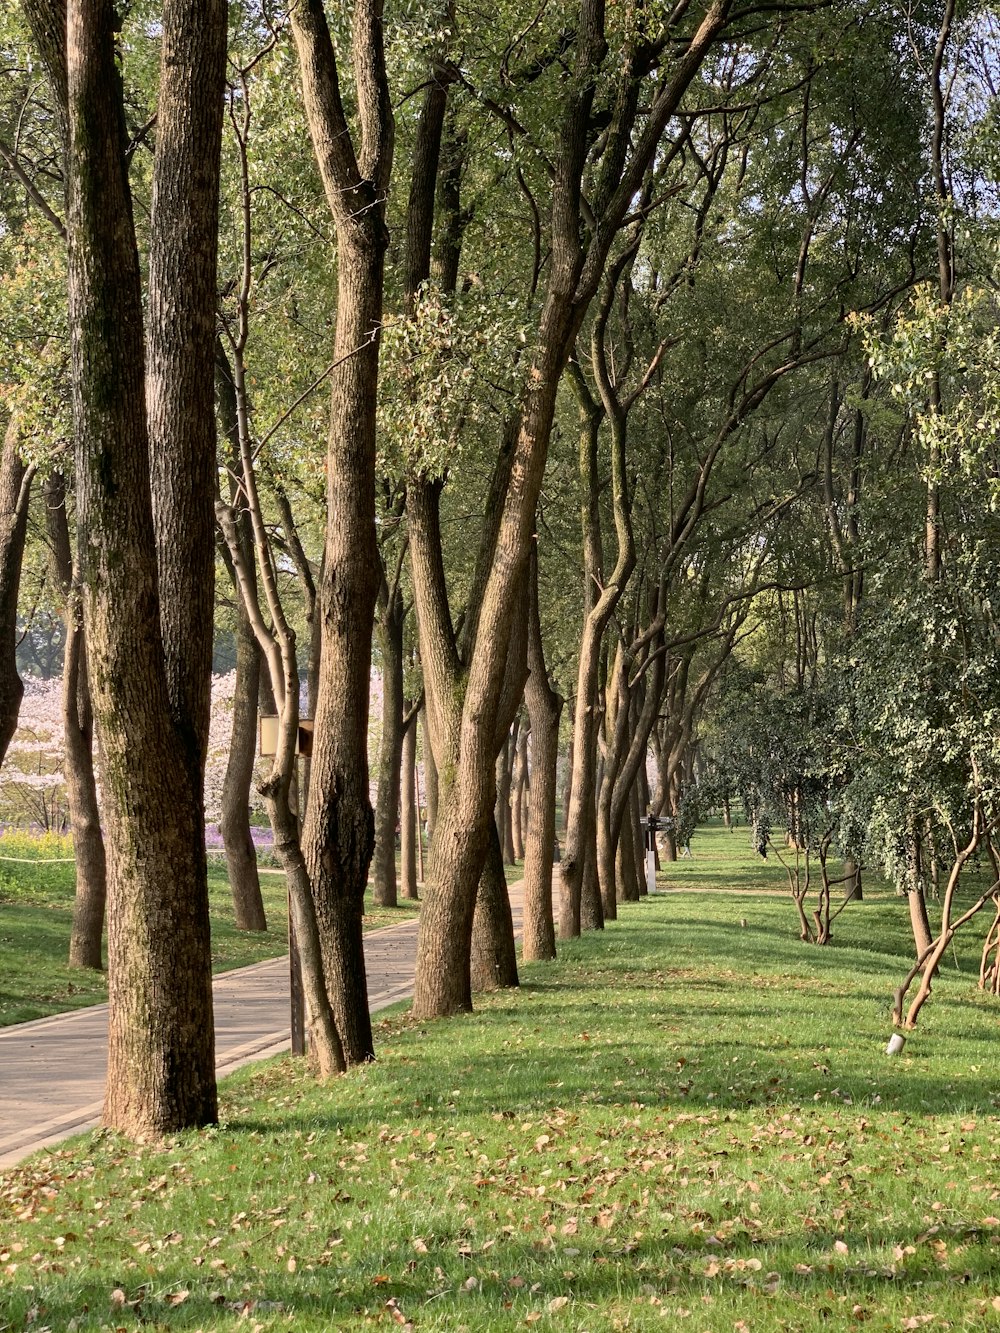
[562,737,573,835]
[400,709,419,901]
[215,345,267,932]
[44,472,108,969]
[471,821,519,992]
[496,722,516,864]
[523,546,561,961]
[0,416,32,768]
[372,592,405,907]
[25,0,229,1133]
[220,616,267,931]
[292,0,394,1067]
[580,817,605,931]
[906,815,933,957]
[421,702,438,840]
[511,724,528,862]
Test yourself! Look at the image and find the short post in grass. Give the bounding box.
[885,1032,907,1056]
[259,715,313,1058]
[645,809,658,895]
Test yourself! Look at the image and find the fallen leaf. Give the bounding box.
[548,1296,570,1313]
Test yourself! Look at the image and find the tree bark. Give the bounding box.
[372,590,405,907]
[220,615,267,931]
[215,344,267,932]
[512,723,529,862]
[471,821,519,992]
[522,545,561,961]
[32,0,228,1133]
[400,709,419,901]
[44,472,108,969]
[421,703,438,839]
[292,0,394,1067]
[0,416,32,770]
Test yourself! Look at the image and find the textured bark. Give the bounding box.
[372,590,405,907]
[906,817,933,958]
[292,0,394,1067]
[522,546,561,962]
[220,617,267,931]
[421,704,438,838]
[0,417,33,769]
[511,725,529,862]
[216,345,266,932]
[471,822,519,992]
[400,710,419,901]
[44,473,107,970]
[146,2,224,796]
[559,357,625,934]
[40,0,227,1133]
[580,822,604,931]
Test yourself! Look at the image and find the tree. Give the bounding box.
[290,0,393,1067]
[21,0,227,1134]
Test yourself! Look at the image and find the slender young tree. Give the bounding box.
[43,471,107,968]
[290,0,394,1066]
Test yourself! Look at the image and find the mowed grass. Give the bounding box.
[2,830,999,1331]
[0,839,419,1027]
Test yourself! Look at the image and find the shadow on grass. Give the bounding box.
[6,1211,998,1332]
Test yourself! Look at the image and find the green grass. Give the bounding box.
[2,830,999,1331]
[0,842,419,1028]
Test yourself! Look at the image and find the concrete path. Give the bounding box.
[0,883,523,1169]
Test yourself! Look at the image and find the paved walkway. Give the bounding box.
[0,884,523,1168]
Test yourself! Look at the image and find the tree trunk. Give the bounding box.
[0,416,32,769]
[580,811,604,931]
[421,703,438,840]
[31,0,228,1134]
[220,614,267,931]
[511,724,529,862]
[400,709,419,901]
[372,594,405,907]
[843,857,862,902]
[635,763,650,895]
[522,546,561,962]
[562,738,573,835]
[471,821,519,992]
[496,725,515,864]
[292,0,394,1068]
[906,818,933,957]
[215,347,267,932]
[44,473,108,969]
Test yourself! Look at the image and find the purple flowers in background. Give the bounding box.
[205,824,274,850]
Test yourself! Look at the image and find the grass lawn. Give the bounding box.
[2,826,999,1330]
[0,839,419,1028]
